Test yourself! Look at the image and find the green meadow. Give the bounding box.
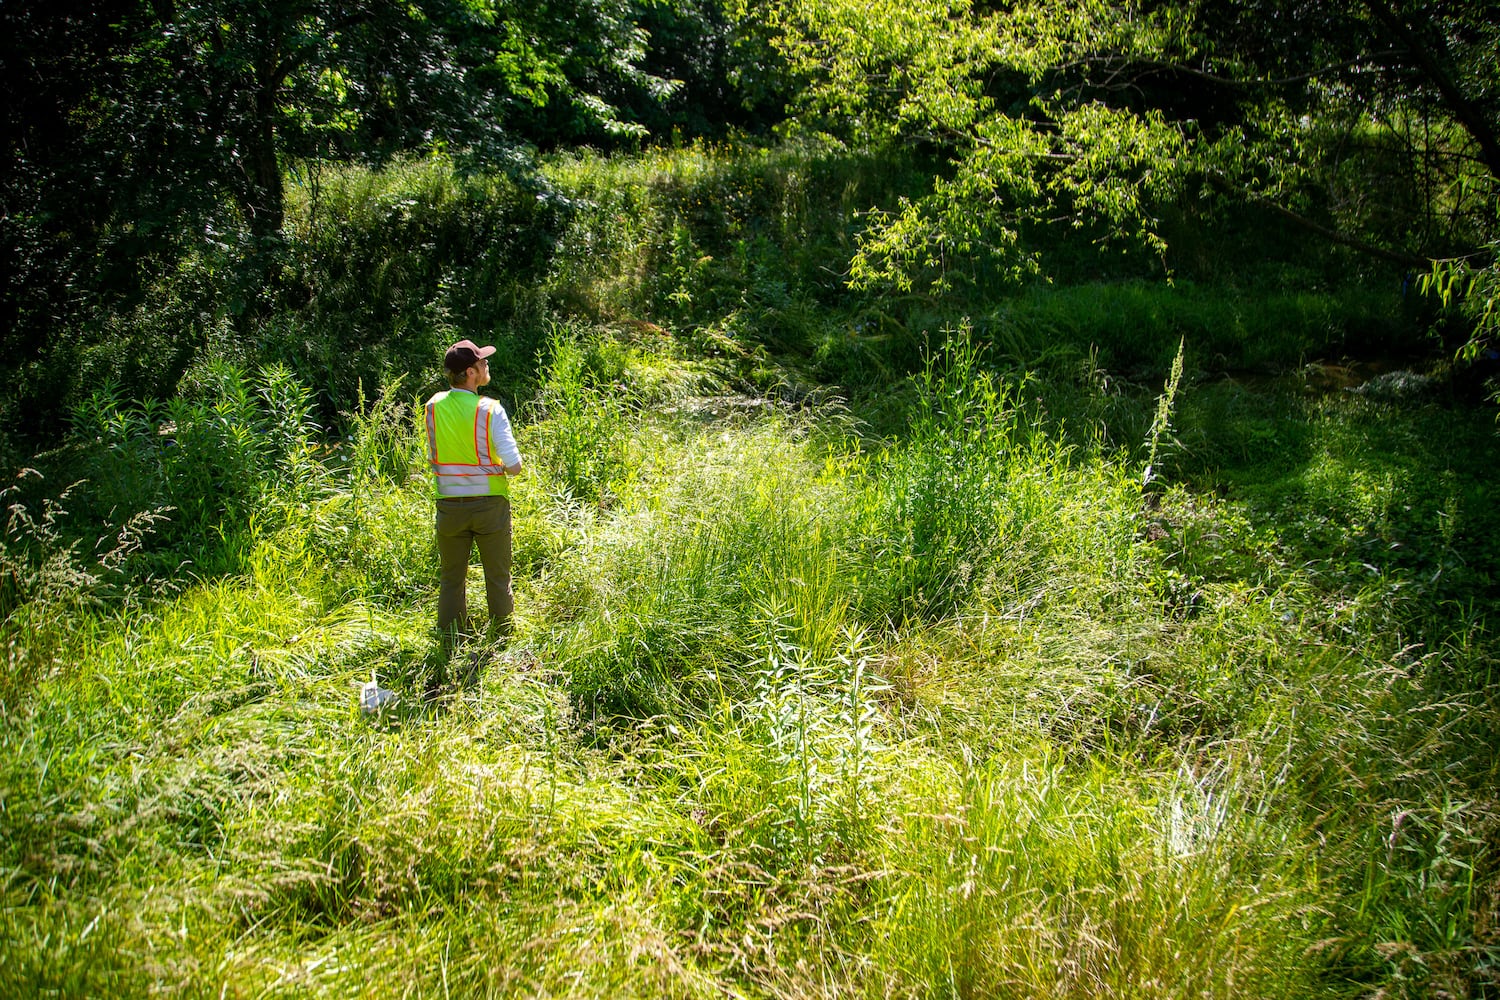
[3,143,1497,999]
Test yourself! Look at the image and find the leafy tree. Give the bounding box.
[1,2,165,446]
[632,0,793,138]
[748,0,1499,303]
[0,0,675,444]
[5,0,675,242]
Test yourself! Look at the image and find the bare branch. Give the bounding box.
[1059,52,1407,91]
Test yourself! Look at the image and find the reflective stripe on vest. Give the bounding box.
[425,391,510,497]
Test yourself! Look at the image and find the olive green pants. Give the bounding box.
[434,494,512,638]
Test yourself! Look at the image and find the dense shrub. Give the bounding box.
[67,363,324,570]
[250,155,570,422]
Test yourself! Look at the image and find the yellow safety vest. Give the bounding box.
[425,390,512,497]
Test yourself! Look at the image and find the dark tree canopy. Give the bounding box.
[0,0,713,436]
[4,0,1499,421]
[2,0,682,244]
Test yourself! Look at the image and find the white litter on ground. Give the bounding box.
[358,671,398,713]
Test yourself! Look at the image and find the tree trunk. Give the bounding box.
[240,91,285,243]
[1362,0,1500,183]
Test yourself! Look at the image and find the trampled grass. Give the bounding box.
[2,329,1496,999]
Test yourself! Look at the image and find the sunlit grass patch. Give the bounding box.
[859,751,1322,999]
[985,282,1407,374]
[530,411,864,724]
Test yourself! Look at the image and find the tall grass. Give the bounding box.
[982,281,1415,375]
[2,150,1495,997]
[5,335,1496,1000]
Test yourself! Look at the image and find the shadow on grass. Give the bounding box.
[1171,372,1500,613]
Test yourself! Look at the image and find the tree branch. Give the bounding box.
[1361,0,1500,181]
[1062,52,1406,92]
[1206,172,1427,268]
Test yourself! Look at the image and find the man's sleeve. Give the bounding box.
[488,401,522,469]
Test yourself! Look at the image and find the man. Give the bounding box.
[424,339,523,643]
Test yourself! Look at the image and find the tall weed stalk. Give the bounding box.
[749,615,884,863]
[869,323,1036,619]
[529,327,634,504]
[1143,336,1186,485]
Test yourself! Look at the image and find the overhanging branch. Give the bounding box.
[1206,173,1427,268]
[1361,0,1500,181]
[1066,52,1406,91]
